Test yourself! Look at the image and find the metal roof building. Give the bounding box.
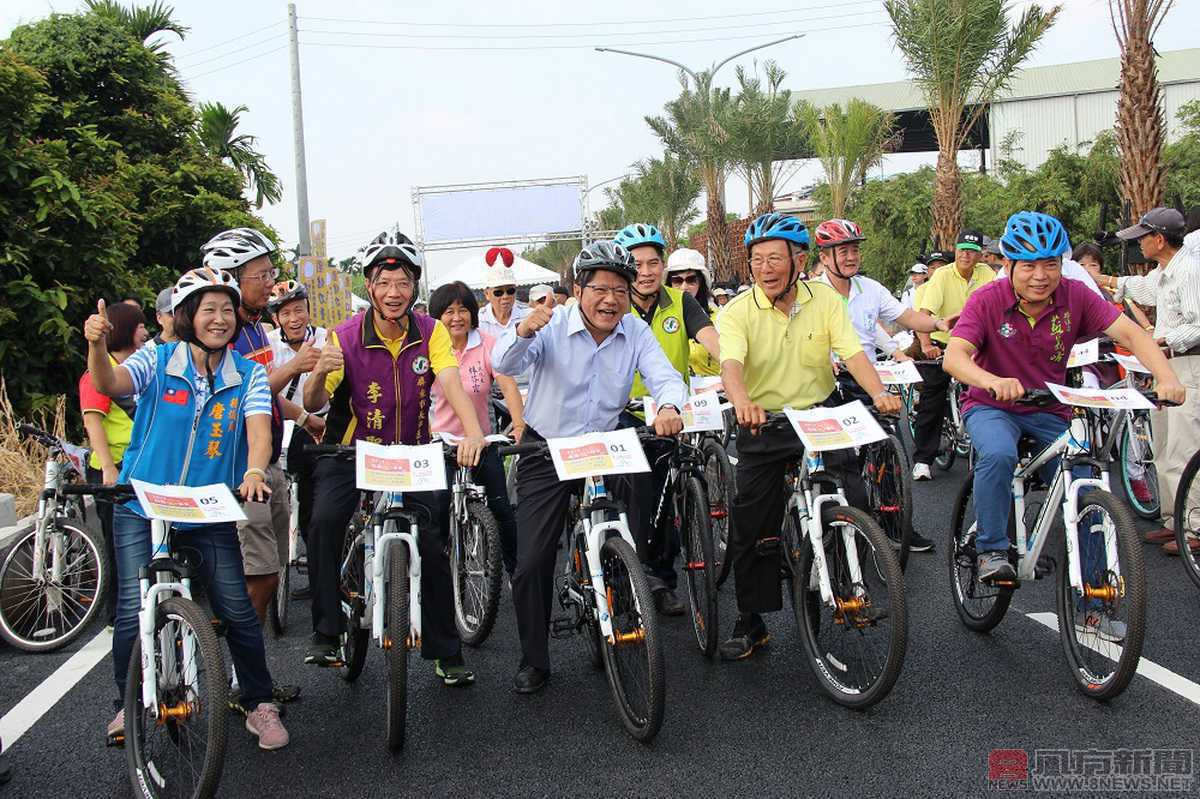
[792,47,1200,171]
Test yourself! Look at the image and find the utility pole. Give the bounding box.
[287,3,312,257]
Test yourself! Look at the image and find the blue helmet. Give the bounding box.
[744,212,810,252]
[999,211,1069,261]
[614,223,666,253]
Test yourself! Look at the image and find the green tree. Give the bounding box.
[886,0,1060,247]
[1165,99,1200,208]
[601,154,702,250]
[521,239,582,282]
[198,101,284,207]
[725,61,810,215]
[796,98,897,218]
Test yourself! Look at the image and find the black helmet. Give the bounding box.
[572,240,637,284]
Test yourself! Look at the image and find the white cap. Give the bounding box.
[737,284,751,293]
[484,264,517,289]
[712,287,730,297]
[529,284,553,303]
[909,263,928,274]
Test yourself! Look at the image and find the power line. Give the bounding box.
[299,0,881,29]
[299,7,883,40]
[173,20,284,61]
[177,33,287,69]
[299,20,887,52]
[188,44,288,79]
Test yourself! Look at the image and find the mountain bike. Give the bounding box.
[859,410,914,571]
[68,483,229,799]
[764,414,908,709]
[448,457,502,647]
[948,389,1165,700]
[0,425,106,652]
[1171,447,1200,590]
[498,430,665,742]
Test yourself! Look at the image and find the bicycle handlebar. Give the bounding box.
[495,426,662,458]
[59,483,136,499]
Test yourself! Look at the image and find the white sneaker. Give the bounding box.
[912,463,932,481]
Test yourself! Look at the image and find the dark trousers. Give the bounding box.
[729,422,865,616]
[511,434,582,672]
[613,412,678,592]
[913,362,951,465]
[474,448,518,576]
[285,426,317,545]
[111,506,273,708]
[308,457,460,660]
[86,465,119,622]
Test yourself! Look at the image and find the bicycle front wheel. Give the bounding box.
[452,500,503,647]
[1174,448,1200,590]
[269,557,290,637]
[701,438,733,581]
[1055,490,1145,701]
[598,537,665,742]
[947,476,1013,632]
[864,435,913,572]
[681,476,718,657]
[338,522,369,682]
[0,521,107,652]
[792,506,907,709]
[386,541,410,752]
[125,596,229,799]
[1119,412,1160,519]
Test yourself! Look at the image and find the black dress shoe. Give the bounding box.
[512,665,550,694]
[653,588,685,617]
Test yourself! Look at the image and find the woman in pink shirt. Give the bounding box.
[429,281,525,576]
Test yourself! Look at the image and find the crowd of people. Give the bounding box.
[70,202,1199,759]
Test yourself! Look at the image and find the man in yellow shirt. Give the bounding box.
[911,230,995,481]
[718,213,900,660]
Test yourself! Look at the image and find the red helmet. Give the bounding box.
[814,219,866,249]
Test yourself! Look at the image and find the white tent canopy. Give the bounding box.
[432,252,561,290]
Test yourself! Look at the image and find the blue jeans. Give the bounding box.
[111,505,274,709]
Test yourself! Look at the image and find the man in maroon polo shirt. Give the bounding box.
[944,212,1182,627]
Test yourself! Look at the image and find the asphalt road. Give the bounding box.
[2,458,1198,798]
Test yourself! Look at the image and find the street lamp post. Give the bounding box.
[595,33,804,85]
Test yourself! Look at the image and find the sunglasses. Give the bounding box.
[668,274,700,286]
[491,287,517,297]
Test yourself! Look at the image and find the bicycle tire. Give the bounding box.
[681,475,718,658]
[1174,447,1200,590]
[947,475,1013,632]
[0,521,107,652]
[1118,413,1160,520]
[125,596,229,799]
[269,560,290,637]
[386,541,409,752]
[598,536,665,742]
[338,521,369,683]
[452,500,503,647]
[864,434,913,573]
[791,505,907,709]
[701,438,733,582]
[1055,490,1145,700]
[568,522,603,669]
[934,427,956,471]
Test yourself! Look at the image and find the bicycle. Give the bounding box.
[947,389,1163,700]
[269,444,299,637]
[0,425,107,652]
[447,451,503,647]
[765,413,908,709]
[498,429,666,742]
[859,411,914,572]
[1171,447,1200,590]
[1096,360,1160,520]
[67,483,230,799]
[899,359,966,469]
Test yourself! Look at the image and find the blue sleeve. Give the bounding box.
[492,323,541,376]
[242,364,273,417]
[122,346,158,396]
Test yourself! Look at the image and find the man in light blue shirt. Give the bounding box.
[492,240,686,694]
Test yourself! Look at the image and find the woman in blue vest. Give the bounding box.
[84,267,289,751]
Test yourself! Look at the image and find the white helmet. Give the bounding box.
[359,231,424,280]
[199,228,276,271]
[665,248,712,287]
[170,267,242,312]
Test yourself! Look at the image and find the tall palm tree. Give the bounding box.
[197,101,283,208]
[726,61,810,216]
[797,99,898,218]
[1111,0,1174,218]
[85,0,188,51]
[886,0,1059,247]
[603,154,702,251]
[647,71,736,280]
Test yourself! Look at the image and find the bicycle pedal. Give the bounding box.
[1034,555,1056,579]
[550,615,576,639]
[988,579,1020,589]
[106,733,125,749]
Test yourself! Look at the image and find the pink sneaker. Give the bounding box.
[245,703,289,750]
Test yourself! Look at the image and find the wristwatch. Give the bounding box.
[659,404,680,415]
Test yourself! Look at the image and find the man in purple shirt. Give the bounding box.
[944,211,1183,591]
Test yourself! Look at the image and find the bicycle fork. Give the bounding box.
[372,520,422,651]
[137,521,197,719]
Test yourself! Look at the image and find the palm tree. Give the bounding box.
[603,154,702,251]
[85,0,188,51]
[726,61,810,216]
[1110,0,1174,218]
[197,101,283,208]
[647,71,736,279]
[797,99,898,217]
[886,0,1059,247]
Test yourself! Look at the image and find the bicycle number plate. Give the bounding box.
[1066,339,1099,368]
[874,360,922,385]
[547,428,650,481]
[130,480,248,523]
[783,401,888,452]
[355,441,447,492]
[642,394,726,433]
[1045,382,1154,410]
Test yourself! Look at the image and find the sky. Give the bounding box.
[4,0,1200,283]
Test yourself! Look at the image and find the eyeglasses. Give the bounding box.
[372,278,414,292]
[668,274,700,286]
[749,255,790,269]
[242,267,280,284]
[491,287,517,297]
[584,285,629,300]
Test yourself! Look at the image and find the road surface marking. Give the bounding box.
[0,628,111,746]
